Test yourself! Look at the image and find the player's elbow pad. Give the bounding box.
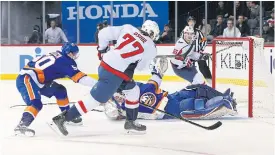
[78,76,97,87]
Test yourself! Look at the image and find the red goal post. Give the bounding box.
[211,37,274,118]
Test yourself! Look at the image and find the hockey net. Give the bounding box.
[212,37,274,118]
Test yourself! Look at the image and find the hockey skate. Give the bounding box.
[66,116,83,126]
[49,111,69,136]
[14,124,35,137]
[230,92,238,112]
[223,88,231,96]
[124,120,146,134]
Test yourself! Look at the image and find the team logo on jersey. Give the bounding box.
[173,49,179,55]
[140,92,156,106]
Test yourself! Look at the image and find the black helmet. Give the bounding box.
[33,25,40,31]
[97,20,109,31]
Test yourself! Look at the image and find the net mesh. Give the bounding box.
[212,37,274,118]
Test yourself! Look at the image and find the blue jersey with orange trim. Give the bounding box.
[120,81,168,114]
[20,51,86,87]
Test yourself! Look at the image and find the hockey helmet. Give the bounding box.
[183,26,195,33]
[61,42,79,59]
[141,20,160,41]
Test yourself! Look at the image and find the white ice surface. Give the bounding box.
[0,80,274,155]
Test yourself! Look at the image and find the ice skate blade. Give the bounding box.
[125,129,146,135]
[46,121,68,136]
[14,130,35,137]
[66,121,83,126]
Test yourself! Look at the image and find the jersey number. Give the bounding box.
[115,33,144,58]
[33,55,55,70]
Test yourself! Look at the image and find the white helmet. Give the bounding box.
[141,20,160,41]
[183,26,194,33]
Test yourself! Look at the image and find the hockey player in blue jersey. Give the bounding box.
[15,42,97,136]
[104,57,237,120]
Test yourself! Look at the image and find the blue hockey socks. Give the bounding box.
[64,105,81,121]
[125,107,139,121]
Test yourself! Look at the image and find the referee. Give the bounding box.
[181,16,212,85]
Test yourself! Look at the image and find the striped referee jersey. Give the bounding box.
[194,28,207,52]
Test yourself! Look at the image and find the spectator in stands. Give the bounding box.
[223,19,241,37]
[28,25,42,44]
[45,20,68,44]
[250,1,260,20]
[208,15,226,40]
[236,15,250,37]
[216,1,229,18]
[198,18,211,36]
[244,1,251,19]
[229,1,248,20]
[267,9,274,28]
[158,24,173,43]
[263,22,274,42]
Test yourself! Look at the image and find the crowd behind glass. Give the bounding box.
[1,1,274,45]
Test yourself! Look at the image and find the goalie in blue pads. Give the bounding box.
[104,57,237,120]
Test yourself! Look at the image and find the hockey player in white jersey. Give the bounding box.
[171,26,209,84]
[185,16,212,85]
[50,20,160,135]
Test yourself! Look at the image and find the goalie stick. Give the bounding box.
[9,102,104,112]
[140,103,222,130]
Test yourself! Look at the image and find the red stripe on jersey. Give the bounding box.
[125,100,139,105]
[178,49,183,55]
[100,61,130,81]
[78,100,88,113]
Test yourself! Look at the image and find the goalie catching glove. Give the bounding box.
[149,56,168,78]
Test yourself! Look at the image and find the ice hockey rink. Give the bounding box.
[0,80,274,155]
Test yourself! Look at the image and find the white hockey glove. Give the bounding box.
[104,100,125,120]
[149,56,168,78]
[104,92,126,120]
[175,57,193,69]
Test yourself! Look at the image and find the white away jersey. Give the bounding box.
[98,24,157,73]
[170,38,201,66]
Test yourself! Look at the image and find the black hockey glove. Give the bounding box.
[199,53,211,61]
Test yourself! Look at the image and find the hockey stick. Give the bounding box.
[9,102,104,112]
[140,103,222,130]
[9,102,76,108]
[156,42,236,59]
[156,38,196,59]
